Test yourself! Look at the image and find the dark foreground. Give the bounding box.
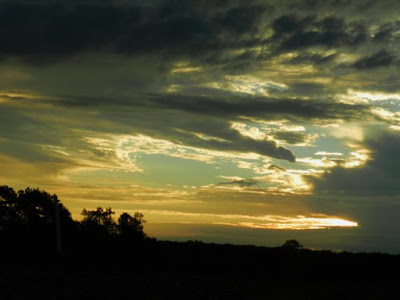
[1,240,399,300]
[1,186,398,299]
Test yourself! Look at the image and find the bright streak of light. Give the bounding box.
[137,210,359,230]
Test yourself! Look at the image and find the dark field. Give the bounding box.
[1,240,399,300]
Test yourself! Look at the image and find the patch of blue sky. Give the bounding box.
[133,154,256,187]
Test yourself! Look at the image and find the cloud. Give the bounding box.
[286,52,337,65]
[0,0,270,64]
[373,21,400,43]
[217,177,259,187]
[273,131,317,146]
[288,82,325,96]
[271,15,368,51]
[354,50,396,69]
[0,0,393,72]
[14,89,372,162]
[142,93,369,121]
[1,0,398,172]
[271,14,313,34]
[311,132,400,196]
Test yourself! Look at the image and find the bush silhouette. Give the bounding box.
[282,239,303,249]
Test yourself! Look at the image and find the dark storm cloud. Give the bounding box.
[0,0,397,73]
[0,0,270,64]
[271,15,368,51]
[373,21,400,43]
[0,0,398,165]
[271,14,313,34]
[54,91,371,122]
[311,132,400,196]
[287,0,400,15]
[146,93,370,121]
[353,50,396,69]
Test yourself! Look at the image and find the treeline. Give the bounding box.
[0,185,304,253]
[0,185,151,253]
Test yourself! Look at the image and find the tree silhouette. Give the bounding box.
[0,185,73,232]
[81,207,117,237]
[118,212,147,240]
[0,185,77,253]
[0,186,18,231]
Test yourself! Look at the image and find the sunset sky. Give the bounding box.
[1,0,400,253]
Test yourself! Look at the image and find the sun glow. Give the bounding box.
[230,216,358,230]
[139,210,358,230]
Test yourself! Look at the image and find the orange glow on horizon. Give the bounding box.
[122,209,359,231]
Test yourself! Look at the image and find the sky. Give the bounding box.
[1,0,400,253]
